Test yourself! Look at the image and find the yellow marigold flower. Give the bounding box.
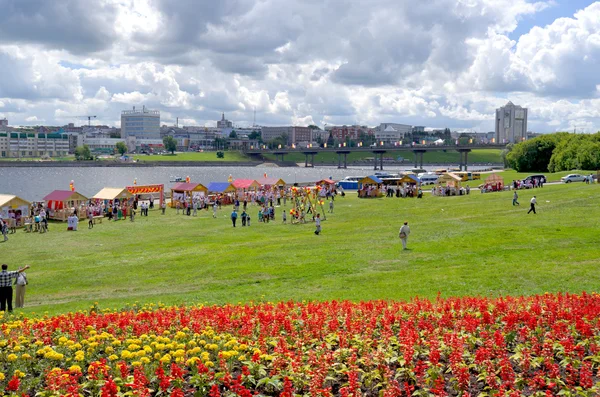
[0,340,7,347]
[140,357,150,364]
[69,365,82,373]
[0,372,5,381]
[154,353,161,360]
[132,361,142,367]
[160,354,172,364]
[14,370,25,378]
[143,345,153,354]
[105,346,114,354]
[21,353,32,360]
[112,340,122,346]
[175,331,186,340]
[7,354,18,361]
[121,350,133,359]
[13,345,21,352]
[238,344,248,351]
[238,355,246,361]
[186,357,200,366]
[173,349,185,358]
[58,336,68,344]
[108,355,119,361]
[128,344,140,351]
[205,361,214,367]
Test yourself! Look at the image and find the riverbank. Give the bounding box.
[0,160,267,167]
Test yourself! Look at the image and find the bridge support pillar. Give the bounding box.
[374,153,379,170]
[338,153,342,169]
[458,149,471,171]
[311,153,315,168]
[380,153,384,171]
[344,153,348,169]
[305,153,308,168]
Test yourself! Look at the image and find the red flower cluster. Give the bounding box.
[1,293,599,396]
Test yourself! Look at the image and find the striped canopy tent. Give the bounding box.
[92,187,134,201]
[126,184,164,206]
[256,177,286,187]
[232,179,260,190]
[43,190,89,221]
[206,182,236,194]
[43,190,88,210]
[170,182,208,207]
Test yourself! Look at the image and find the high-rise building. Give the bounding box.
[0,118,8,128]
[495,101,528,143]
[121,106,160,139]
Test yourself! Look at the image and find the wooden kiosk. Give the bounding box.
[43,190,89,221]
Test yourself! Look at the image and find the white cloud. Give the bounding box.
[1,0,600,133]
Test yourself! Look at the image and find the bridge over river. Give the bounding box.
[243,144,507,170]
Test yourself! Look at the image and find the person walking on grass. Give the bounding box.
[231,209,238,227]
[329,199,334,213]
[161,201,166,215]
[1,219,8,242]
[0,264,30,312]
[314,213,321,235]
[399,221,410,250]
[213,202,218,218]
[513,191,520,206]
[528,196,537,214]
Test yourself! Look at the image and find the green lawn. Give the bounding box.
[132,151,252,162]
[8,182,599,316]
[264,148,503,164]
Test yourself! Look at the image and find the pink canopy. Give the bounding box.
[171,182,207,192]
[316,179,336,185]
[43,190,88,210]
[232,179,260,189]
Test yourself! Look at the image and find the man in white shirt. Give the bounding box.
[314,213,321,235]
[527,196,537,214]
[399,221,410,250]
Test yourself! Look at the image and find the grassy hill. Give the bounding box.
[263,148,503,164]
[10,182,600,316]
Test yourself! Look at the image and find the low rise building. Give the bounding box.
[261,126,312,145]
[375,123,412,143]
[0,132,70,158]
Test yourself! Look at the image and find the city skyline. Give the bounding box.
[0,0,599,133]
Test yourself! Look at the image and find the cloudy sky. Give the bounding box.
[0,0,599,133]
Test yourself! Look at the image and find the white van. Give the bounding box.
[419,173,439,185]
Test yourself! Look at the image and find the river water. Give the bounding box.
[0,164,493,201]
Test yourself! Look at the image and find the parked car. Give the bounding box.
[523,174,547,184]
[561,174,586,183]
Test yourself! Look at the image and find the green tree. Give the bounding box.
[248,130,262,142]
[163,136,177,154]
[326,132,335,147]
[506,133,566,172]
[308,125,321,130]
[229,130,238,138]
[116,141,128,156]
[74,145,92,161]
[214,137,229,150]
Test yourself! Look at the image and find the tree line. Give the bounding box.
[505,132,600,172]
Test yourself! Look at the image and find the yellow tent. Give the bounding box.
[92,187,134,201]
[0,194,31,209]
[438,172,462,185]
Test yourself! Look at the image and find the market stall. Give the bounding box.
[170,183,208,207]
[436,173,462,196]
[316,179,336,186]
[358,176,384,198]
[233,179,260,191]
[126,184,164,207]
[91,188,134,217]
[43,190,89,221]
[0,194,31,227]
[206,182,237,205]
[256,177,286,187]
[480,173,504,192]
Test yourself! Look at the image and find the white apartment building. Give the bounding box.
[0,118,8,128]
[0,132,69,158]
[495,101,528,143]
[121,106,160,139]
[375,123,412,143]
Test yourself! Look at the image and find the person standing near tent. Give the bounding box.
[88,207,94,229]
[528,196,537,214]
[513,191,520,206]
[231,209,238,227]
[161,201,166,215]
[399,221,410,250]
[213,202,218,218]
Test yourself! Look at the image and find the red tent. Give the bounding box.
[316,179,336,185]
[232,179,260,189]
[43,190,88,210]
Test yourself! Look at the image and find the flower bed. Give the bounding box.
[1,293,599,396]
